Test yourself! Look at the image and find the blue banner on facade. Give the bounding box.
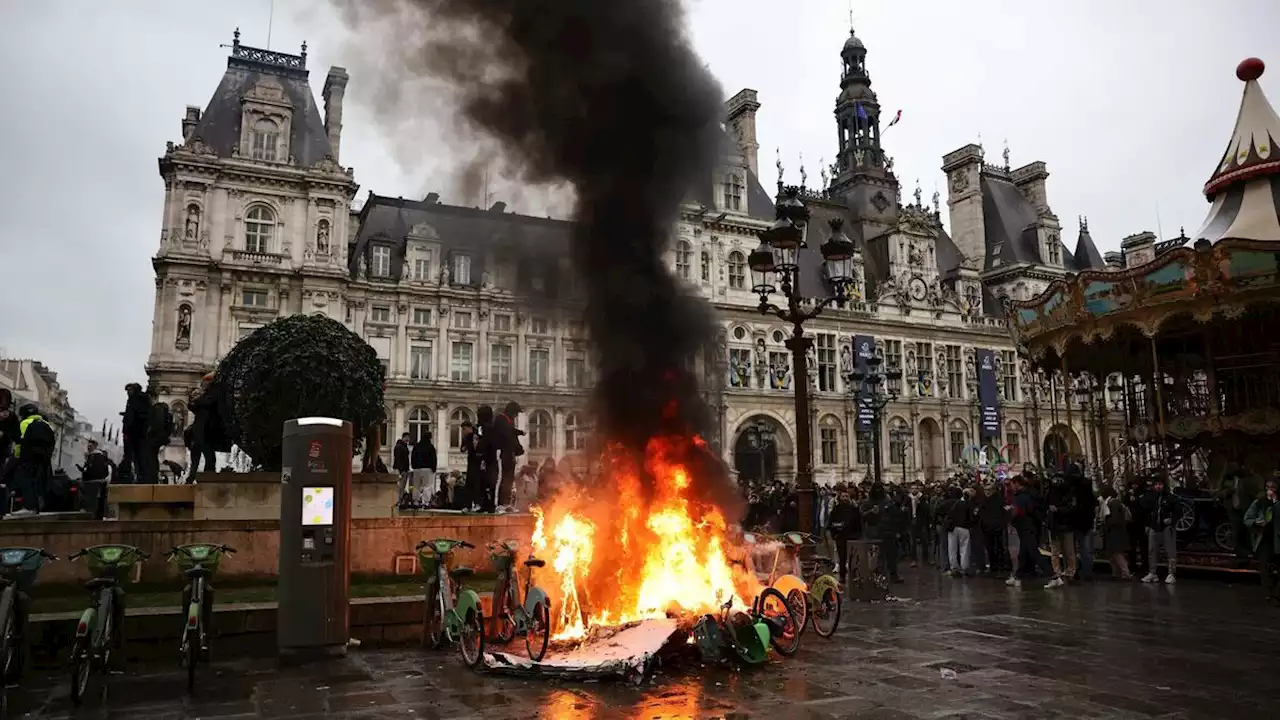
[977,348,1001,438]
[854,335,876,432]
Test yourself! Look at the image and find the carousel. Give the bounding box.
[1008,57,1280,525]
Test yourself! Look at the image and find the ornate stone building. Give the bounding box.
[147,30,1123,482]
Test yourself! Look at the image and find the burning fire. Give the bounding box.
[531,435,760,641]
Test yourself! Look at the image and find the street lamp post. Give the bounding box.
[747,186,857,535]
[849,355,902,483]
[890,425,913,484]
[743,418,775,487]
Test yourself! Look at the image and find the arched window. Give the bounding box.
[316,219,331,255]
[728,251,746,290]
[700,251,711,282]
[244,205,275,254]
[565,412,585,451]
[948,419,968,465]
[675,241,692,280]
[408,406,433,445]
[449,407,474,448]
[251,118,280,161]
[1005,421,1023,464]
[528,410,552,451]
[888,417,910,466]
[723,173,743,211]
[379,408,391,448]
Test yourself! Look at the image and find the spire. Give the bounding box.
[1074,215,1105,270]
[1194,58,1280,244]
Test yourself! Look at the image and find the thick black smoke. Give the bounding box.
[333,0,733,503]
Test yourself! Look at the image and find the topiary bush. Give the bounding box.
[213,314,385,471]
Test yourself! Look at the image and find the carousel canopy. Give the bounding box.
[1007,58,1280,369]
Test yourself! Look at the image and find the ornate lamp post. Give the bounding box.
[742,418,776,486]
[748,186,856,535]
[1074,374,1101,476]
[849,355,902,483]
[889,424,914,484]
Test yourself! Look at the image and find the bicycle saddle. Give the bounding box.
[524,558,546,568]
[449,566,475,579]
[84,576,117,591]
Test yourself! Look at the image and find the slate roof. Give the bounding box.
[1072,223,1106,270]
[979,175,1042,270]
[189,44,335,167]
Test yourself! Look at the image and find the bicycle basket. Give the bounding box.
[86,546,139,577]
[175,545,222,572]
[0,548,44,573]
[416,547,452,576]
[489,550,515,571]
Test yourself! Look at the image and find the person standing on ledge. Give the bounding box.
[491,401,525,509]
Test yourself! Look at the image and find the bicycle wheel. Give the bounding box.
[0,612,13,683]
[185,628,198,692]
[69,640,90,706]
[786,588,809,637]
[758,587,800,657]
[810,586,842,638]
[496,584,516,643]
[524,601,550,662]
[423,590,444,649]
[459,608,485,668]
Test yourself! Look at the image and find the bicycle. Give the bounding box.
[67,544,148,705]
[0,547,56,686]
[416,538,485,668]
[741,531,810,634]
[487,539,551,661]
[785,531,843,638]
[165,543,236,692]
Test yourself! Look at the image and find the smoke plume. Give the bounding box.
[333,0,735,507]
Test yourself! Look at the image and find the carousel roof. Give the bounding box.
[1195,58,1280,243]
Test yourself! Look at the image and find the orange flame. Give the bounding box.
[530,435,760,641]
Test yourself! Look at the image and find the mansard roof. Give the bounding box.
[979,174,1042,269]
[1072,221,1106,270]
[188,39,335,168]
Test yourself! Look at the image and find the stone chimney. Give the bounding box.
[1104,251,1124,269]
[725,89,761,178]
[1011,161,1049,211]
[323,66,349,163]
[182,106,201,143]
[941,143,987,271]
[1120,231,1157,268]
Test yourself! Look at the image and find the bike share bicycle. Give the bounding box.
[0,547,56,686]
[416,538,485,667]
[67,544,149,705]
[487,539,551,661]
[692,586,802,664]
[166,543,236,692]
[741,530,811,634]
[784,531,843,638]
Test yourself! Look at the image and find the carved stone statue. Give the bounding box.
[754,338,767,386]
[839,344,854,377]
[185,205,200,240]
[806,345,818,390]
[176,305,192,345]
[481,269,494,289]
[440,263,451,284]
[316,221,330,254]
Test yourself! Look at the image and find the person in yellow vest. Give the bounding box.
[8,404,55,517]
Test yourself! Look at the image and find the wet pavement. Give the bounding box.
[7,568,1278,719]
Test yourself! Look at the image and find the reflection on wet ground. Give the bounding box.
[7,569,1279,718]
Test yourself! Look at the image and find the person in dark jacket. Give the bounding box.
[1099,487,1132,579]
[1125,480,1149,575]
[118,383,151,483]
[1068,470,1098,580]
[1007,475,1040,588]
[8,404,55,516]
[0,389,20,466]
[861,483,902,582]
[141,387,171,484]
[828,489,862,585]
[410,432,438,505]
[1044,474,1077,588]
[906,484,929,566]
[945,488,975,576]
[1243,479,1279,603]
[490,401,525,508]
[458,419,481,510]
[393,432,412,502]
[187,374,225,479]
[978,484,1007,573]
[1140,476,1179,584]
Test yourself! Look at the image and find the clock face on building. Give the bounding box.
[909,276,927,301]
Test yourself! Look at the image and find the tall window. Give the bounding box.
[723,174,743,211]
[884,340,902,374]
[676,241,692,280]
[819,418,840,465]
[949,428,966,464]
[242,289,268,307]
[530,349,550,386]
[945,345,963,399]
[916,342,933,397]
[856,432,872,465]
[454,312,473,329]
[816,333,837,392]
[888,420,909,465]
[1048,241,1061,265]
[1006,431,1021,464]
[728,251,746,289]
[1000,349,1018,401]
[244,206,275,253]
[492,314,512,332]
[371,246,392,278]
[449,407,473,448]
[453,254,472,285]
[370,306,391,323]
[530,317,550,335]
[412,308,432,326]
[407,407,432,444]
[409,343,433,380]
[701,251,711,282]
[529,410,551,451]
[566,358,586,389]
[414,257,431,281]
[250,118,279,161]
[451,342,473,382]
[565,412,586,450]
[490,343,512,384]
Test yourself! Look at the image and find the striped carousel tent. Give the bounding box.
[1195,58,1280,243]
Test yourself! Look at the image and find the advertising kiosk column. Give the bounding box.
[278,417,352,658]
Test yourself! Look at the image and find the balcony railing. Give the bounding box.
[229,250,285,266]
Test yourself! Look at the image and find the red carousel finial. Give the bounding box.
[1237,57,1265,82]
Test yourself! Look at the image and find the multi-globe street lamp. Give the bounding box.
[747,186,857,536]
[742,418,776,486]
[848,355,902,484]
[889,424,914,485]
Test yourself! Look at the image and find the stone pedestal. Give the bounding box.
[845,539,888,602]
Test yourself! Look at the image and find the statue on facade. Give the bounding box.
[806,345,818,390]
[185,205,200,241]
[176,305,192,346]
[753,338,767,386]
[316,221,330,254]
[440,263,451,285]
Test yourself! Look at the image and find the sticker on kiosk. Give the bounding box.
[302,486,335,526]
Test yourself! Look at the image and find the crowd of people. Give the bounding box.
[745,465,1280,599]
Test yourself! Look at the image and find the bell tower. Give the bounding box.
[829,28,899,241]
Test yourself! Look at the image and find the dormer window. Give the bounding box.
[371,245,392,278]
[250,118,280,161]
[723,174,743,211]
[453,254,472,285]
[1047,241,1061,265]
[244,205,275,253]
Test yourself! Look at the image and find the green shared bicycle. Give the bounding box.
[0,547,56,693]
[788,532,843,638]
[416,538,485,668]
[166,543,236,692]
[487,539,551,661]
[68,544,149,705]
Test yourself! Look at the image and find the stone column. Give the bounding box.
[435,401,450,469]
[393,303,409,378]
[516,315,528,384]
[216,278,234,356]
[436,309,450,381]
[478,310,490,386]
[553,406,566,459]
[393,401,406,442]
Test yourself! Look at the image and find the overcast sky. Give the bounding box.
[1,0,1276,429]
